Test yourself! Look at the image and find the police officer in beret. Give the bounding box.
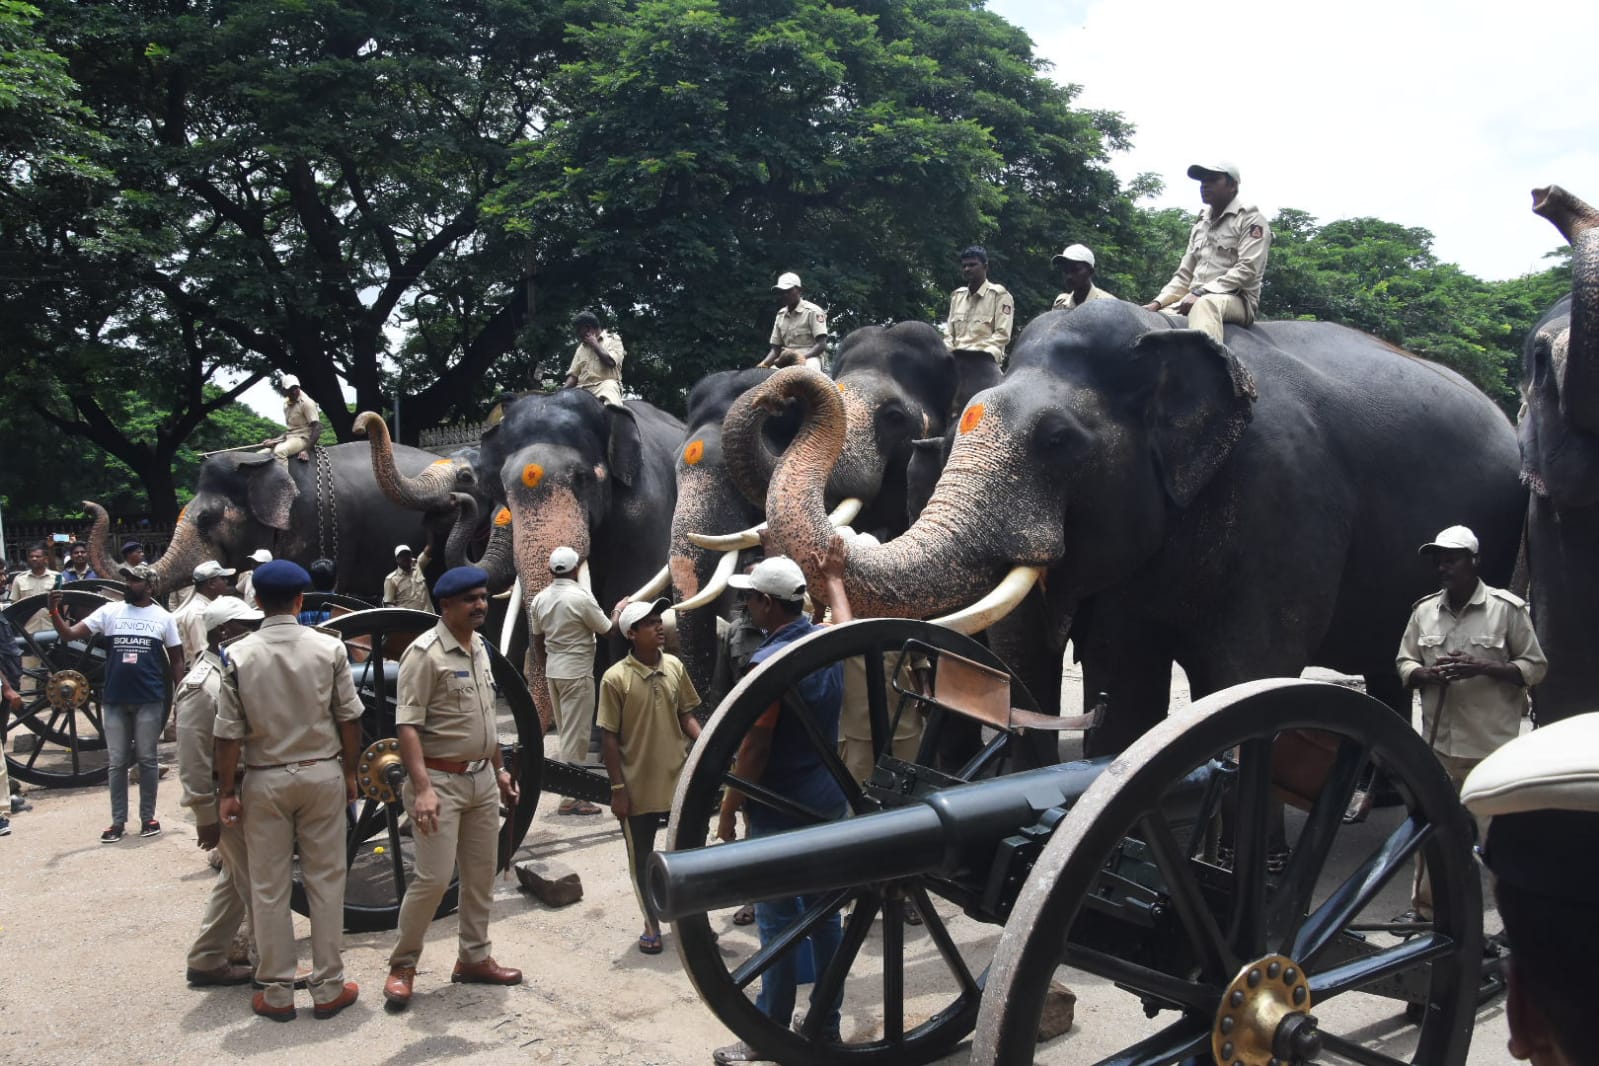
[1463,714,1599,1065]
[215,560,365,1021]
[383,566,522,1010]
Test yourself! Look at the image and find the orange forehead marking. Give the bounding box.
[520,463,544,488]
[493,507,512,527]
[429,458,452,467]
[683,439,705,466]
[959,403,986,435]
[836,381,847,392]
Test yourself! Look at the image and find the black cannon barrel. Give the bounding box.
[648,758,1114,922]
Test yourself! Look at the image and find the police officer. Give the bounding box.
[180,596,263,987]
[383,566,522,1009]
[382,544,433,613]
[1051,244,1116,310]
[269,375,321,462]
[174,559,237,666]
[215,560,364,1021]
[944,246,1013,412]
[1462,714,1599,1066]
[758,272,828,370]
[1144,162,1271,347]
[563,310,627,406]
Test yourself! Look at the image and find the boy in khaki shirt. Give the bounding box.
[598,596,701,955]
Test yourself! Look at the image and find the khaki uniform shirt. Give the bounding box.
[176,649,227,827]
[769,300,829,360]
[173,591,215,667]
[597,652,701,815]
[283,393,321,445]
[529,578,611,680]
[395,622,499,762]
[567,330,626,402]
[1155,200,1272,322]
[383,567,433,612]
[1053,283,1117,310]
[11,568,59,631]
[1396,580,1548,759]
[215,615,363,766]
[946,281,1014,363]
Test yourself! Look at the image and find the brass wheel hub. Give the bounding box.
[1212,953,1319,1066]
[46,670,92,713]
[357,738,405,804]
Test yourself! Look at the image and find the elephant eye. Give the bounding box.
[1033,411,1084,455]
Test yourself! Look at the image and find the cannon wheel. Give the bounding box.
[287,608,543,933]
[666,618,1042,1066]
[3,590,172,788]
[975,678,1481,1066]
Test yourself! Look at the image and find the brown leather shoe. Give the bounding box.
[312,980,360,1020]
[451,956,522,985]
[251,991,296,1022]
[383,966,416,1009]
[187,963,255,987]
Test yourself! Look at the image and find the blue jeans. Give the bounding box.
[104,702,163,825]
[750,804,846,1033]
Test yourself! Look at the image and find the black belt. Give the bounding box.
[423,757,491,774]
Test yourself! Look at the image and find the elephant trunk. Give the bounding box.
[83,501,118,580]
[476,506,517,594]
[670,451,760,694]
[720,390,783,507]
[1533,185,1599,434]
[145,506,210,599]
[752,368,1006,620]
[355,411,469,511]
[444,493,480,568]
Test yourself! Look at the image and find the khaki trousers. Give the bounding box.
[549,675,596,766]
[839,728,923,786]
[243,759,348,1007]
[1412,752,1483,920]
[272,435,312,459]
[186,820,252,970]
[389,765,499,968]
[1164,293,1248,346]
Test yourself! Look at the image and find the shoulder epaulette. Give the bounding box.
[1410,590,1443,610]
[1488,587,1529,609]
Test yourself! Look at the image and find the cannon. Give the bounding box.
[648,619,1488,1066]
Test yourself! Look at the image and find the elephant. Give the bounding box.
[1520,185,1599,724]
[740,299,1527,756]
[669,323,957,697]
[370,389,683,724]
[95,442,470,600]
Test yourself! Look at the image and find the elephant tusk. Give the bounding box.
[674,549,740,612]
[929,566,1046,635]
[685,498,865,552]
[577,561,593,595]
[625,563,672,604]
[500,577,523,646]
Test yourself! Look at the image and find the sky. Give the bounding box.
[987,0,1598,282]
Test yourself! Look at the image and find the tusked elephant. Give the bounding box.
[93,442,470,600]
[670,323,956,696]
[1521,185,1599,724]
[741,299,1527,755]
[369,390,683,724]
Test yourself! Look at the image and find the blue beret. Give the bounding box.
[433,565,489,601]
[252,559,311,595]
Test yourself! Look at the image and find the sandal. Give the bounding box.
[558,801,602,816]
[638,931,663,955]
[732,904,755,926]
[1342,788,1372,825]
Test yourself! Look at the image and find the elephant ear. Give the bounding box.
[606,404,642,488]
[239,455,299,530]
[1130,328,1258,508]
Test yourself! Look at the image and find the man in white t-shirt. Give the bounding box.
[50,563,184,843]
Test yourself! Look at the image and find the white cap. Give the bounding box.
[204,596,264,633]
[850,531,880,548]
[192,560,237,583]
[1418,525,1479,555]
[727,556,807,602]
[1051,244,1095,268]
[772,272,803,291]
[281,373,300,389]
[549,546,580,574]
[394,544,413,558]
[1187,161,1240,183]
[248,549,274,564]
[619,596,671,634]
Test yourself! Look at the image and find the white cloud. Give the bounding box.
[988,0,1599,280]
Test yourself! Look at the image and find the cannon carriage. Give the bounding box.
[648,618,1494,1066]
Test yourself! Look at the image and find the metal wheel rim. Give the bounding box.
[285,607,543,932]
[665,618,1041,1066]
[974,678,1481,1066]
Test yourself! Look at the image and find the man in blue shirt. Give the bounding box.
[714,553,849,1062]
[50,563,183,842]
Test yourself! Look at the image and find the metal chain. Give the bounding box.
[314,446,338,563]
